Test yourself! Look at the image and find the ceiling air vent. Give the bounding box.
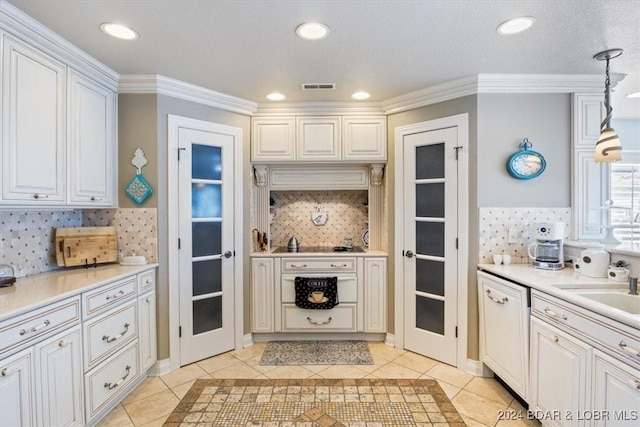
[301,83,336,90]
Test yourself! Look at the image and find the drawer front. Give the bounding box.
[83,276,137,319]
[85,341,139,421]
[137,269,155,294]
[0,297,80,356]
[84,300,138,371]
[282,304,356,331]
[282,257,356,273]
[282,274,357,303]
[532,291,640,366]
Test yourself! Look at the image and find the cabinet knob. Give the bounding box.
[1,368,8,377]
[553,335,559,343]
[33,193,48,199]
[58,340,67,347]
[145,278,152,284]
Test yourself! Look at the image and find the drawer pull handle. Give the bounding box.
[104,365,131,390]
[543,307,567,321]
[553,335,559,343]
[145,296,152,303]
[58,340,67,347]
[618,341,640,357]
[307,316,332,325]
[486,290,508,304]
[106,290,125,301]
[33,193,49,199]
[90,196,102,201]
[291,264,307,268]
[19,319,50,335]
[330,264,348,268]
[145,278,152,284]
[102,323,130,343]
[1,368,9,377]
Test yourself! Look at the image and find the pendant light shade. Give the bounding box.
[593,48,623,163]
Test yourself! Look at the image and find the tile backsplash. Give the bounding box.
[479,207,572,264]
[269,190,369,248]
[0,208,157,278]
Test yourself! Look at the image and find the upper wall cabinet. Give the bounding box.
[1,35,67,204]
[0,30,118,208]
[251,115,387,163]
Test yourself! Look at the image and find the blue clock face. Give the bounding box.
[507,150,546,179]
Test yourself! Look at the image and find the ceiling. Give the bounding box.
[5,0,640,116]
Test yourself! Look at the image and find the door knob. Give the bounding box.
[405,250,414,258]
[224,251,232,258]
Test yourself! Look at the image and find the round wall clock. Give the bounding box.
[506,138,546,180]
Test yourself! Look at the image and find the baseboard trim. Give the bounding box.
[148,358,172,377]
[384,333,396,347]
[252,332,386,342]
[466,358,493,377]
[243,333,254,348]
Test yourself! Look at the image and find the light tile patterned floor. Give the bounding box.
[98,342,541,427]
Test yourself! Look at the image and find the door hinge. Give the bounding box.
[178,147,186,161]
[179,326,182,338]
[455,326,458,338]
[178,238,181,249]
[455,238,458,249]
[454,146,463,160]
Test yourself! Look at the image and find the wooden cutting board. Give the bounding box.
[55,227,118,267]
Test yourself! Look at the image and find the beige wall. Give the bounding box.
[118,94,251,360]
[387,95,480,359]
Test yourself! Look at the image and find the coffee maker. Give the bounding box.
[527,222,565,270]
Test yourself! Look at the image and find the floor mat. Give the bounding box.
[259,340,374,365]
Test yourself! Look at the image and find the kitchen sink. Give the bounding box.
[565,289,640,315]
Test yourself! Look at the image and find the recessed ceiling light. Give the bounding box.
[266,92,285,101]
[497,17,535,35]
[100,22,138,40]
[351,91,371,100]
[627,91,640,98]
[296,22,330,40]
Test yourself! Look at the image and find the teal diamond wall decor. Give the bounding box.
[125,173,153,205]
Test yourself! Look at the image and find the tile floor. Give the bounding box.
[98,342,541,427]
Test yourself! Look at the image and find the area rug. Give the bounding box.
[259,340,374,366]
[163,378,465,426]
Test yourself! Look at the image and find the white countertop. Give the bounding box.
[0,263,158,322]
[478,263,639,329]
[251,248,388,257]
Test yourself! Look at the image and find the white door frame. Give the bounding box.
[167,114,244,371]
[394,113,469,369]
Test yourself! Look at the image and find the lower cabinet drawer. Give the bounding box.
[85,341,139,421]
[282,304,356,331]
[83,300,137,371]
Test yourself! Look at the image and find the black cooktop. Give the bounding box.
[273,246,365,253]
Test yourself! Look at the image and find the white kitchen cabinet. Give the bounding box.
[68,70,116,206]
[251,117,296,162]
[342,116,387,161]
[251,258,275,332]
[138,291,157,372]
[530,316,591,427]
[477,271,529,400]
[0,348,35,427]
[34,325,84,427]
[1,34,66,204]
[592,349,640,427]
[296,116,341,161]
[364,258,387,333]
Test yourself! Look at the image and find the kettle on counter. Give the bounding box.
[287,236,301,252]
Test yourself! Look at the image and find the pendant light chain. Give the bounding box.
[602,57,612,130]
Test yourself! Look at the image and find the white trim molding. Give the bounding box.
[119,74,258,116]
[254,102,385,116]
[384,333,396,348]
[147,358,172,377]
[243,333,254,348]
[466,359,493,377]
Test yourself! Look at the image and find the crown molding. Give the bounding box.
[0,0,119,90]
[118,74,258,116]
[254,101,385,116]
[382,73,625,115]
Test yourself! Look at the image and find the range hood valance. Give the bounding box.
[254,164,384,190]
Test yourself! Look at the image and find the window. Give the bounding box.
[609,154,640,242]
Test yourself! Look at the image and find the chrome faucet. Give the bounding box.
[629,277,638,295]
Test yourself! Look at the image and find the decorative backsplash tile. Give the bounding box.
[0,208,157,278]
[479,207,572,264]
[0,210,83,277]
[83,208,157,263]
[269,191,369,248]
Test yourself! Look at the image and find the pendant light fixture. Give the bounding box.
[594,48,623,163]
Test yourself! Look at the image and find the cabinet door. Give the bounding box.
[477,272,529,400]
[530,317,591,427]
[138,291,157,372]
[34,325,84,427]
[251,258,274,332]
[0,348,35,427]
[296,116,341,161]
[342,116,387,161]
[251,117,295,162]
[592,349,640,427]
[1,35,66,204]
[364,258,387,332]
[68,70,116,206]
